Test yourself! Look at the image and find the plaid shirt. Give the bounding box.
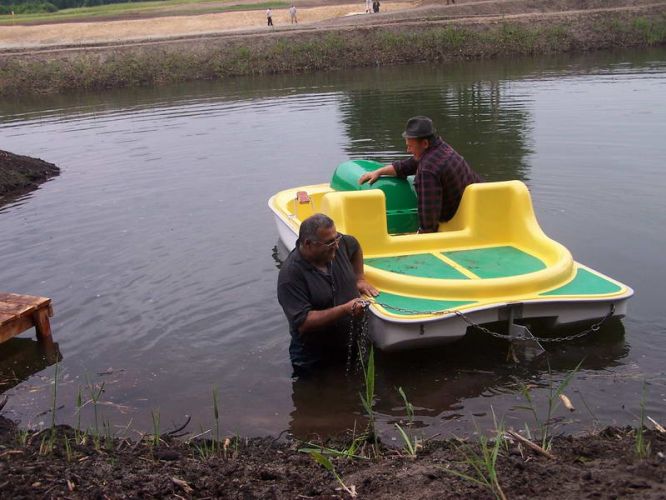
[393,137,481,232]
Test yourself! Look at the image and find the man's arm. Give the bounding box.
[299,300,364,334]
[417,170,443,233]
[350,242,379,297]
[278,278,366,336]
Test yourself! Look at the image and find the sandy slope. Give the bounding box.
[0,2,415,49]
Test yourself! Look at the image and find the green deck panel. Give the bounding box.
[374,291,475,315]
[444,246,546,279]
[365,253,469,280]
[541,268,622,296]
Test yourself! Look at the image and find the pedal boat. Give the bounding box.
[268,160,633,351]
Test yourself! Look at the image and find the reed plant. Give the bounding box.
[85,376,105,438]
[635,381,651,459]
[16,428,30,447]
[75,387,84,443]
[394,387,419,458]
[188,427,216,459]
[150,409,161,448]
[50,361,59,430]
[39,432,56,455]
[442,414,507,500]
[516,360,582,451]
[299,438,368,461]
[308,451,357,498]
[212,386,220,452]
[63,434,73,462]
[42,361,61,455]
[358,346,379,457]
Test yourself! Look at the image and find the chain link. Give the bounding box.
[366,299,616,343]
[346,301,372,373]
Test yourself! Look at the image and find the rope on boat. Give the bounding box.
[361,299,616,344]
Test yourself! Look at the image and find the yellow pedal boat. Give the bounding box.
[269,160,633,351]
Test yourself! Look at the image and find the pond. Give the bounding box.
[1,47,665,440]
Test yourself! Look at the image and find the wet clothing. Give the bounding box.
[277,235,360,374]
[393,136,481,232]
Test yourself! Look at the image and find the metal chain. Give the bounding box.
[365,299,616,343]
[346,301,372,373]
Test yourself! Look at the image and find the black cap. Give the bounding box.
[402,116,436,139]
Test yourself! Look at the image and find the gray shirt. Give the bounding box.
[277,234,360,372]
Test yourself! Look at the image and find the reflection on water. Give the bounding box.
[289,320,628,440]
[0,47,664,438]
[0,338,61,395]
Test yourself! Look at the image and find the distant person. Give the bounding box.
[365,0,372,14]
[372,0,380,13]
[289,4,298,23]
[277,213,378,375]
[358,116,482,233]
[266,8,274,27]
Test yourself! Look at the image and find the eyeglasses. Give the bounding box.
[312,233,343,248]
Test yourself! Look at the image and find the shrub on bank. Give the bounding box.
[0,1,57,14]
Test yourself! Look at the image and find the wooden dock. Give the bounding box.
[0,293,53,344]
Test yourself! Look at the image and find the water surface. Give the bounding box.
[1,48,665,439]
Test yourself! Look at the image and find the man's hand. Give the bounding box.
[357,279,379,297]
[345,298,369,317]
[358,171,381,185]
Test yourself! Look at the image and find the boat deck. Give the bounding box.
[367,245,546,280]
[365,245,624,318]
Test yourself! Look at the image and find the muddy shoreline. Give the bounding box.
[0,150,60,205]
[0,413,664,498]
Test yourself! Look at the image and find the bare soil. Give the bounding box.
[0,150,60,205]
[0,414,665,498]
[2,0,665,52]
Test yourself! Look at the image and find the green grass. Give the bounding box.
[0,0,287,25]
[358,346,379,458]
[443,430,507,500]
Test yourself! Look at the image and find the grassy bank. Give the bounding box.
[1,9,665,96]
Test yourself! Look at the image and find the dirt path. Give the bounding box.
[2,0,665,52]
[0,2,415,49]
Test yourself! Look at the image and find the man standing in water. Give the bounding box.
[277,213,378,375]
[359,116,482,233]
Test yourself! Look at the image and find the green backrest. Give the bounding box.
[330,160,419,234]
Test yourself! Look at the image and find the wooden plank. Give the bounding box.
[0,315,34,344]
[0,293,50,307]
[0,292,53,344]
[0,312,14,328]
[0,302,34,317]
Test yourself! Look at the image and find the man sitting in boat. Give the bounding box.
[358,116,482,233]
[277,213,378,375]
